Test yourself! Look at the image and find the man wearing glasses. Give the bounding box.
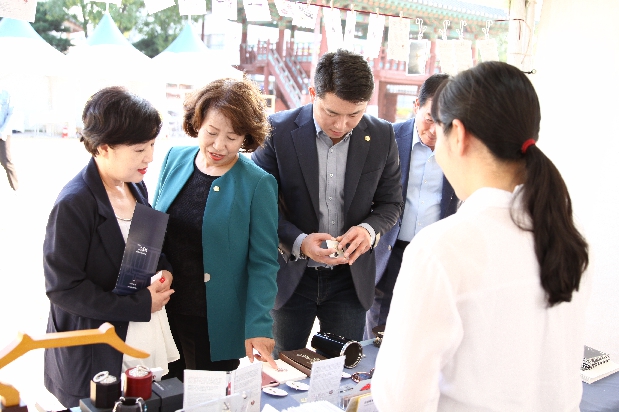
[365,74,459,338]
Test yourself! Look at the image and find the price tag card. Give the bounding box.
[307,356,345,406]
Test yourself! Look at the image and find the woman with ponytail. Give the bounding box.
[373,61,590,412]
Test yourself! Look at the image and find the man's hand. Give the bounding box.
[336,226,371,265]
[301,232,349,265]
[245,337,277,369]
[148,283,174,313]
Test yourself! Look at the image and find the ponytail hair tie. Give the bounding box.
[521,139,536,154]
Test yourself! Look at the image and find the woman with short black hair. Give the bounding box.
[373,62,589,412]
[43,86,175,408]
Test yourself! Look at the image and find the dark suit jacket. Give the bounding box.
[374,118,459,282]
[43,157,172,408]
[252,104,403,311]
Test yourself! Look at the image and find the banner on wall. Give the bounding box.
[476,38,499,62]
[364,12,385,59]
[243,0,272,22]
[144,0,175,14]
[291,2,318,29]
[0,0,37,22]
[323,7,343,52]
[436,40,456,75]
[407,39,430,75]
[387,16,410,61]
[212,0,237,20]
[274,0,295,17]
[454,39,473,73]
[343,8,356,51]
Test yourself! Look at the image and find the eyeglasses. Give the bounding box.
[351,368,374,383]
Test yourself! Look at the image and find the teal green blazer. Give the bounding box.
[153,146,279,361]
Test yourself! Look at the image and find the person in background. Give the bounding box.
[252,49,402,355]
[365,74,459,339]
[43,86,174,408]
[0,89,18,190]
[372,61,590,411]
[153,77,279,379]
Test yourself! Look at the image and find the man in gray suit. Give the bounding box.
[252,49,402,355]
[365,74,459,338]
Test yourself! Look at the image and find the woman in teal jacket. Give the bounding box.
[153,78,279,377]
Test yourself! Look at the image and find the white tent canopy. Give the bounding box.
[152,22,243,87]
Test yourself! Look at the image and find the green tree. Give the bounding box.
[132,2,215,57]
[32,0,73,52]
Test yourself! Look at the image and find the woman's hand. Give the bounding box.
[148,280,174,313]
[159,270,173,290]
[245,337,277,369]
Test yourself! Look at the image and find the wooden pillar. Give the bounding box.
[427,40,437,75]
[240,18,248,64]
[277,22,285,56]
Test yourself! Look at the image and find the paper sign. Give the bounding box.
[476,38,499,62]
[292,3,318,29]
[407,39,430,75]
[144,0,174,14]
[183,370,228,409]
[364,12,385,59]
[323,7,343,53]
[243,0,272,22]
[212,0,237,20]
[274,0,294,17]
[387,16,411,61]
[0,0,38,22]
[307,356,345,405]
[436,39,456,75]
[454,39,473,72]
[178,0,206,16]
[343,9,356,51]
[231,362,262,412]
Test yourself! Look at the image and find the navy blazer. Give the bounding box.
[43,157,172,408]
[374,118,459,283]
[252,104,403,311]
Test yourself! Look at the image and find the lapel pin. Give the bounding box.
[364,136,371,141]
[213,186,220,192]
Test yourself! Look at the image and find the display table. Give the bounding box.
[262,340,618,412]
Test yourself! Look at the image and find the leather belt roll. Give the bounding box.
[311,332,363,368]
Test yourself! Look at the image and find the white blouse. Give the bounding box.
[372,187,590,412]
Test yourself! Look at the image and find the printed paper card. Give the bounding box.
[178,0,206,16]
[407,39,430,75]
[436,39,457,75]
[323,7,343,53]
[476,38,499,62]
[243,0,272,22]
[387,16,411,61]
[183,362,262,411]
[307,356,345,406]
[231,361,262,412]
[274,0,295,17]
[292,3,318,29]
[454,39,473,73]
[144,0,175,14]
[212,0,237,20]
[183,370,228,409]
[0,0,37,21]
[364,12,385,59]
[343,9,356,51]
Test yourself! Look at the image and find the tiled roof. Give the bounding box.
[401,0,509,19]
